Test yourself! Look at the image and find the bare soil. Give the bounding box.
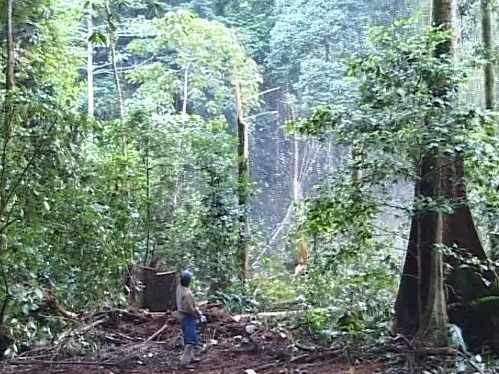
[0,305,385,373]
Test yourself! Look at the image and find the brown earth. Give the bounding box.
[0,305,385,373]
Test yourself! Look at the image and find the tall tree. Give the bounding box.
[394,0,493,342]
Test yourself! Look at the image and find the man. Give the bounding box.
[176,270,206,366]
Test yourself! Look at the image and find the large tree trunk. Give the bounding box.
[415,211,449,346]
[394,0,494,345]
[236,84,249,283]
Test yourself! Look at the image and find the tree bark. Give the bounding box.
[0,0,15,330]
[351,144,362,184]
[481,0,495,111]
[394,0,493,344]
[480,0,498,259]
[236,84,250,283]
[1,0,16,235]
[414,157,449,345]
[87,12,95,118]
[143,136,151,265]
[105,0,127,158]
[182,66,189,115]
[5,0,15,92]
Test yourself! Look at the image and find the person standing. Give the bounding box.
[176,270,206,366]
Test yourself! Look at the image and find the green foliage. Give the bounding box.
[305,178,378,241]
[0,0,264,354]
[212,283,259,314]
[299,309,331,342]
[127,9,261,116]
[269,0,368,114]
[295,21,484,162]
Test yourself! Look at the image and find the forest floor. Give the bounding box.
[1,304,495,373]
[0,304,387,374]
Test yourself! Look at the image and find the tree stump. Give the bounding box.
[126,265,177,312]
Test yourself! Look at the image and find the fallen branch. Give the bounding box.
[6,360,117,367]
[290,354,309,363]
[144,322,169,343]
[294,342,317,352]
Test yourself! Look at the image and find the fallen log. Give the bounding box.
[233,308,329,322]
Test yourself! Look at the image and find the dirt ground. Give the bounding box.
[0,305,386,374]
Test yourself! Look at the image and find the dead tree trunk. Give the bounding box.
[394,0,494,344]
[236,84,250,283]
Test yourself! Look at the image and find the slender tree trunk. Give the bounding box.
[351,144,362,184]
[143,136,151,266]
[293,136,302,202]
[481,0,495,111]
[5,1,15,93]
[480,0,499,260]
[394,0,493,344]
[1,0,15,235]
[106,1,127,159]
[87,13,95,118]
[182,66,189,115]
[236,84,250,283]
[0,0,15,328]
[288,101,302,203]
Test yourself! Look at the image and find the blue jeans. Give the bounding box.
[181,315,199,346]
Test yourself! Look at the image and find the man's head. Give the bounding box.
[180,270,193,287]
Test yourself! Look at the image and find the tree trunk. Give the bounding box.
[351,144,362,184]
[481,0,495,111]
[143,136,151,265]
[87,13,95,118]
[106,1,127,159]
[414,158,448,346]
[182,66,189,115]
[481,0,498,258]
[5,0,15,93]
[394,0,494,344]
[1,0,16,239]
[0,0,15,333]
[236,84,250,283]
[293,136,302,202]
